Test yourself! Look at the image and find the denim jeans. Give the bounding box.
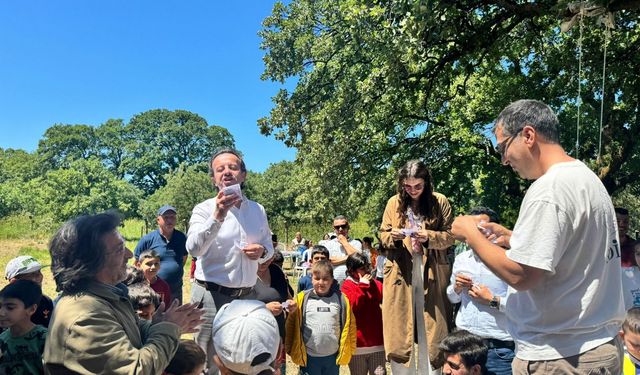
[300,353,339,375]
[486,347,515,375]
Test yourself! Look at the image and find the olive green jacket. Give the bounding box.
[379,193,454,370]
[44,281,180,375]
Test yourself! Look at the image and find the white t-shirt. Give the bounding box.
[318,238,362,283]
[622,267,640,310]
[505,160,624,361]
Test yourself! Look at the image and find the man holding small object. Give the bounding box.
[452,100,624,374]
[186,148,275,375]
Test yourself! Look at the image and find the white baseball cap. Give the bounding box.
[212,300,279,375]
[5,256,43,280]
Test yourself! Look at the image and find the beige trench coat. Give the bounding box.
[379,193,454,370]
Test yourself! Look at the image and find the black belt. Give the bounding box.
[483,338,515,350]
[195,279,253,298]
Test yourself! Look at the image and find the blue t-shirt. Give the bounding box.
[134,229,187,289]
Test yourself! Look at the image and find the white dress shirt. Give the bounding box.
[446,249,511,341]
[186,195,274,288]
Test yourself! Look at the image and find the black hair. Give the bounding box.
[468,206,500,224]
[49,211,121,293]
[0,279,42,308]
[311,245,330,259]
[127,282,160,310]
[124,265,146,286]
[616,207,629,216]
[396,159,437,224]
[271,233,278,242]
[165,339,206,375]
[362,237,373,245]
[439,330,488,371]
[272,251,284,266]
[346,252,371,274]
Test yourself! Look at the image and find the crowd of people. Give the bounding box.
[0,99,638,375]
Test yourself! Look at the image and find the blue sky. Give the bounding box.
[0,1,295,172]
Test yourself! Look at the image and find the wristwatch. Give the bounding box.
[489,296,499,309]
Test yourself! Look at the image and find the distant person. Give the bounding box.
[44,211,203,374]
[318,215,362,284]
[291,232,305,250]
[212,300,280,375]
[136,249,172,304]
[361,236,376,265]
[374,245,386,283]
[618,207,637,267]
[286,260,356,375]
[452,100,624,373]
[187,148,274,375]
[341,253,385,375]
[165,339,207,375]
[0,280,48,375]
[622,241,640,309]
[439,330,488,375]
[447,207,514,374]
[4,255,54,329]
[135,205,188,304]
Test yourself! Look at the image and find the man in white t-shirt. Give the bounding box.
[452,99,624,374]
[318,215,362,283]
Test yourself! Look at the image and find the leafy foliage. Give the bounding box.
[259,0,640,226]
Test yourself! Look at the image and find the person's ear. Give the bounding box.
[26,304,38,315]
[471,364,482,375]
[620,330,625,339]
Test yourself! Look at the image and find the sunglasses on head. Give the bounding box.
[333,224,349,230]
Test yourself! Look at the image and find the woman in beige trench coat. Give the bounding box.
[379,160,455,375]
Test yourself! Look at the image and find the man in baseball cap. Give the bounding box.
[212,300,279,375]
[4,256,53,328]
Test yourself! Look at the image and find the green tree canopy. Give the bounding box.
[125,109,235,195]
[37,124,98,169]
[259,0,640,225]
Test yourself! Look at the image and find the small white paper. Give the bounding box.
[401,228,418,237]
[222,183,241,197]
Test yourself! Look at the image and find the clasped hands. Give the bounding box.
[453,273,493,305]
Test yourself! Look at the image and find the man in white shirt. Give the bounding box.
[318,215,362,283]
[452,100,624,374]
[447,207,513,374]
[186,148,274,375]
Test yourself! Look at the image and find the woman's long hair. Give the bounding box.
[396,159,436,224]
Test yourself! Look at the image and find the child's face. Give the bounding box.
[622,329,640,360]
[311,253,327,264]
[14,270,44,287]
[312,271,333,296]
[139,257,161,281]
[136,304,156,321]
[351,266,369,280]
[0,298,36,329]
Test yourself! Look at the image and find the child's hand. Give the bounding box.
[265,301,284,316]
[283,299,297,313]
[360,274,372,284]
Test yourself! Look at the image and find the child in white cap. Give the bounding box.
[212,299,280,375]
[4,256,53,329]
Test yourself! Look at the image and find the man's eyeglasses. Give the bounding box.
[333,224,349,230]
[495,130,522,159]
